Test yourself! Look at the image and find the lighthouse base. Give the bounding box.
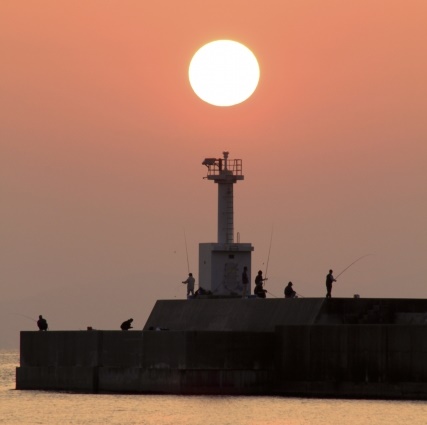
[198,242,253,295]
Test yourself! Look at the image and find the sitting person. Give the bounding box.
[194,287,206,296]
[284,281,297,298]
[254,283,267,298]
[37,315,48,331]
[120,318,133,330]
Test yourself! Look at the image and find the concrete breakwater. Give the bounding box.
[16,298,427,399]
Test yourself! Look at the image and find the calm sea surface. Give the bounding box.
[1,349,426,425]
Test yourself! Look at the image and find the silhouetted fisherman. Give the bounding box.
[254,270,267,298]
[120,318,133,330]
[37,315,48,331]
[284,282,297,298]
[182,273,195,297]
[326,269,337,298]
[242,266,249,298]
[255,270,267,287]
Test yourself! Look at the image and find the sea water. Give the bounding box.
[1,350,426,425]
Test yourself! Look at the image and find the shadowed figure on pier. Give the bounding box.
[254,270,267,298]
[120,318,133,330]
[242,266,249,298]
[37,315,48,331]
[182,273,195,297]
[326,269,337,298]
[284,282,297,298]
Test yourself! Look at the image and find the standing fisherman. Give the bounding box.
[182,273,195,298]
[325,269,337,298]
[242,266,249,298]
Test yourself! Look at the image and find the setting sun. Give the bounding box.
[188,40,260,107]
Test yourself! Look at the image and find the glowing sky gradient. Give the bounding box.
[1,1,426,347]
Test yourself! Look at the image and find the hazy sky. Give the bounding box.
[1,1,426,348]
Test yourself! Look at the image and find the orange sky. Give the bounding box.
[1,1,426,347]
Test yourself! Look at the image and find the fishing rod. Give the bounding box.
[183,228,190,274]
[11,313,36,322]
[266,289,279,298]
[335,254,373,280]
[264,225,273,285]
[173,229,188,299]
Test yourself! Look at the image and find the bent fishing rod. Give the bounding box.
[264,225,273,285]
[335,254,373,280]
[266,289,279,298]
[183,228,190,274]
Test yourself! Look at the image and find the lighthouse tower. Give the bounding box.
[199,152,254,295]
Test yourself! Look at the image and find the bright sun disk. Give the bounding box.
[189,40,260,107]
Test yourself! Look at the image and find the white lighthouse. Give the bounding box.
[199,152,254,295]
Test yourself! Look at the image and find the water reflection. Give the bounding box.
[1,350,426,425]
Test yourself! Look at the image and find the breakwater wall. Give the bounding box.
[16,298,427,398]
[17,330,275,394]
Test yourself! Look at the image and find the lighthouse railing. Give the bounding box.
[205,159,243,177]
